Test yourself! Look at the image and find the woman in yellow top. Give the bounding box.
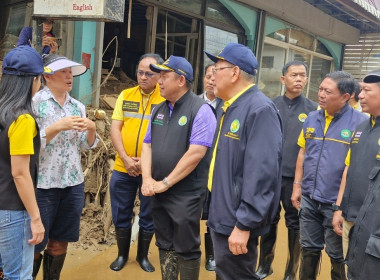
[0,45,52,280]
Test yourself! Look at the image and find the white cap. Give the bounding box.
[43,54,87,77]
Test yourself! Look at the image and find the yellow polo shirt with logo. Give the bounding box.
[112,84,164,173]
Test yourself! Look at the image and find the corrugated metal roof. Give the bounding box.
[343,33,380,79]
[304,0,380,33]
[351,0,380,19]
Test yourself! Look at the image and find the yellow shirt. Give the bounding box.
[8,114,37,155]
[208,84,254,191]
[112,84,164,173]
[298,110,334,149]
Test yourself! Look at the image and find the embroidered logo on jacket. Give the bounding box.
[178,116,188,126]
[298,113,307,123]
[225,119,241,140]
[305,127,315,138]
[230,119,240,133]
[340,129,351,140]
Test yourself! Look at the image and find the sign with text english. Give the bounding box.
[33,0,125,22]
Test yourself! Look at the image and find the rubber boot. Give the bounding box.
[299,248,321,280]
[179,257,201,280]
[136,228,155,272]
[204,233,216,271]
[33,253,43,280]
[283,229,301,280]
[110,227,132,271]
[159,249,179,280]
[256,224,277,279]
[330,258,346,280]
[42,250,66,280]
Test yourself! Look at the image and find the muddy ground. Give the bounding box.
[35,218,331,280]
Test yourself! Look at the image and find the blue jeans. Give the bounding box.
[0,210,33,280]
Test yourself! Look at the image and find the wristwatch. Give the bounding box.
[163,177,172,188]
[332,203,341,212]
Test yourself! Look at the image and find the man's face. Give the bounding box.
[211,60,235,100]
[359,82,380,116]
[158,71,181,101]
[203,66,214,96]
[281,65,308,96]
[137,57,160,93]
[318,77,350,114]
[45,67,73,92]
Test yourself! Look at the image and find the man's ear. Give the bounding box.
[342,93,351,103]
[178,75,187,87]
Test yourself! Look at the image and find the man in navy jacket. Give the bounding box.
[205,43,283,280]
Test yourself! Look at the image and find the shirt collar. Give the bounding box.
[39,86,72,106]
[222,84,254,112]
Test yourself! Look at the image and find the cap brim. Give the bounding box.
[150,63,173,73]
[204,50,226,63]
[363,73,380,83]
[46,58,87,77]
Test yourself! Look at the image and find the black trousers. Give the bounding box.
[151,191,205,260]
[272,176,300,230]
[211,229,260,280]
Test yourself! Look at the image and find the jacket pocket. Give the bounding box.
[365,234,380,258]
[368,166,380,181]
[362,234,380,278]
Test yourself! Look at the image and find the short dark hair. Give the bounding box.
[137,53,164,69]
[282,60,309,76]
[325,71,355,96]
[204,63,214,75]
[353,80,361,102]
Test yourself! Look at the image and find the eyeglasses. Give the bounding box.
[212,66,234,73]
[137,70,156,78]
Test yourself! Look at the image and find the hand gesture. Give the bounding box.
[153,181,170,194]
[56,116,81,131]
[75,117,96,132]
[122,157,139,177]
[141,177,157,196]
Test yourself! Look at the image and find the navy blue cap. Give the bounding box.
[150,55,193,82]
[363,70,380,83]
[2,46,53,76]
[204,43,258,75]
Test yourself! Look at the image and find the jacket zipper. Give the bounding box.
[312,117,335,198]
